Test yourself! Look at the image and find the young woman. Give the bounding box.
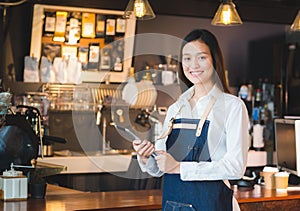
[133,29,249,211]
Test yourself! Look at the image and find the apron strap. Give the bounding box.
[157,96,216,140]
[195,96,216,137]
[156,105,184,140]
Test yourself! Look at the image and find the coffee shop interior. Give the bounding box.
[1,0,300,210]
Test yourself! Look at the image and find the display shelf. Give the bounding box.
[41,37,105,48]
[30,4,136,83]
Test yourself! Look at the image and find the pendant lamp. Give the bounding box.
[290,10,300,31]
[211,0,243,26]
[123,0,156,20]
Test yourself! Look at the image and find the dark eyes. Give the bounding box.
[182,55,207,63]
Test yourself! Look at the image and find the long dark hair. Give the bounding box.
[178,29,230,93]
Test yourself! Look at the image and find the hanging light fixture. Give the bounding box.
[290,10,300,31]
[211,0,243,26]
[123,0,156,20]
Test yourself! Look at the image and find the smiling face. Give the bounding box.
[182,40,214,86]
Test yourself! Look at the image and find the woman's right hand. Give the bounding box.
[132,140,155,162]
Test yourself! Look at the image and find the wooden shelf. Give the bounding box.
[41,36,105,48]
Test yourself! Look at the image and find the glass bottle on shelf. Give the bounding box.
[112,39,124,72]
[113,57,122,72]
[251,86,265,151]
[100,48,111,70]
[254,88,262,108]
[65,12,81,44]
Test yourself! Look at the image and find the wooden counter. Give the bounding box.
[1,184,162,211]
[1,184,300,210]
[233,185,300,210]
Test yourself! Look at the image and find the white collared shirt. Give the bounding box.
[138,85,249,182]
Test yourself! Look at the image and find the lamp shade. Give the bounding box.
[211,1,242,26]
[290,10,300,31]
[123,0,156,20]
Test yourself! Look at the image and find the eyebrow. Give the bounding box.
[182,52,209,56]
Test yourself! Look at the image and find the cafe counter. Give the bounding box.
[2,184,300,210]
[37,154,132,174]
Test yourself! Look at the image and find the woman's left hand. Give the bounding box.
[155,151,180,174]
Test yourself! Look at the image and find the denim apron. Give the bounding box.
[162,97,233,211]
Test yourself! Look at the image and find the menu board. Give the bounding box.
[30,4,136,83]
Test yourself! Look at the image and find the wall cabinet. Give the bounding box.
[30,4,136,83]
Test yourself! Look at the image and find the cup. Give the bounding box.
[261,166,279,190]
[275,172,289,191]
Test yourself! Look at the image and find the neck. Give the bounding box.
[193,82,214,98]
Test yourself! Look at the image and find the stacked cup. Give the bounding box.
[261,166,279,190]
[261,166,290,191]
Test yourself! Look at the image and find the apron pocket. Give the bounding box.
[164,200,196,211]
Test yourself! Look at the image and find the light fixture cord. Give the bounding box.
[0,0,28,6]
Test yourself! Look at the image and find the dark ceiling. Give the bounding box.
[149,0,300,25]
[36,0,300,25]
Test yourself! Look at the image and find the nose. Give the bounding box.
[190,56,200,68]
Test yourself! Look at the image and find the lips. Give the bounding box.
[190,71,203,76]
